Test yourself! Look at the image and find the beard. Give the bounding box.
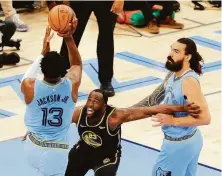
[165,56,183,72]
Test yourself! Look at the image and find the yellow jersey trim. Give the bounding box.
[94,151,119,172]
[106,108,120,136]
[28,133,69,150]
[77,107,84,128]
[85,110,106,127]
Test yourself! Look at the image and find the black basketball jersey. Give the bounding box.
[77,105,121,158]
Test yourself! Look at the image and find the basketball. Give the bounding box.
[48,5,75,34]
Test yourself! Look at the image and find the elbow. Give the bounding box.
[204,116,211,125]
[201,115,211,125]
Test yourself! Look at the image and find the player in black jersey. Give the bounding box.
[65,89,200,176]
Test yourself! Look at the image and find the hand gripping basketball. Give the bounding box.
[57,18,78,38]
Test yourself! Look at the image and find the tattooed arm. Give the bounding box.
[132,72,173,107]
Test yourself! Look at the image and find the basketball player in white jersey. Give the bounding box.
[21,19,82,176]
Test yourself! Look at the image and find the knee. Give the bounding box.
[3,21,16,34]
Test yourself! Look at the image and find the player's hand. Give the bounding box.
[183,95,201,118]
[111,0,124,15]
[41,26,54,56]
[183,103,201,118]
[57,18,78,38]
[151,113,174,127]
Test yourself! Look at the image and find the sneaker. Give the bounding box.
[5,14,28,32]
[0,52,20,65]
[4,39,22,50]
[159,16,184,29]
[100,82,115,97]
[147,18,159,34]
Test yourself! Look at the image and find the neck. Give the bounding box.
[43,76,61,84]
[175,65,191,78]
[88,108,106,119]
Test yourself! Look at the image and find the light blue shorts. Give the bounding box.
[152,129,203,176]
[23,134,69,176]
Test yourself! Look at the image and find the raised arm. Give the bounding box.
[58,19,82,103]
[46,0,70,10]
[21,27,53,104]
[72,106,82,124]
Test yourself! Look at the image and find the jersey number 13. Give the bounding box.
[41,108,63,127]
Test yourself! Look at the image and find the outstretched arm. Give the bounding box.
[109,104,190,129]
[132,72,172,107]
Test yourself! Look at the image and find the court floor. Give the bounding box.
[0,2,221,175]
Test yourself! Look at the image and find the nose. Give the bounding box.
[169,49,174,57]
[87,100,93,108]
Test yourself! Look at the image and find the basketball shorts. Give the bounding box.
[65,143,121,176]
[152,129,203,176]
[23,133,70,176]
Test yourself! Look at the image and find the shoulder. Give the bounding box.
[75,106,85,114]
[183,76,199,87]
[73,106,84,121]
[21,78,35,92]
[110,107,127,119]
[182,76,201,96]
[106,105,117,115]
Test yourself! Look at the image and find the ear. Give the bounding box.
[185,54,191,62]
[104,104,107,108]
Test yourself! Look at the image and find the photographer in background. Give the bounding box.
[0,19,20,68]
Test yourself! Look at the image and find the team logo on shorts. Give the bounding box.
[82,131,102,148]
[156,167,171,176]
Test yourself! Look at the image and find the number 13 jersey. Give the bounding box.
[24,78,75,142]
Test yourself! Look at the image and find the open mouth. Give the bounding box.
[87,108,94,116]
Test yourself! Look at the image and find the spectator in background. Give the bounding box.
[0,19,20,67]
[123,1,184,34]
[1,0,28,32]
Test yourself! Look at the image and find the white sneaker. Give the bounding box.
[5,14,28,32]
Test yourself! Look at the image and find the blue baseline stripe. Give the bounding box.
[83,58,162,90]
[215,30,221,34]
[89,61,119,86]
[78,92,88,97]
[203,60,221,67]
[0,109,16,118]
[116,52,167,72]
[117,52,221,73]
[190,36,221,51]
[122,138,222,172]
[115,77,162,93]
[76,77,162,101]
[203,65,221,73]
[191,36,221,47]
[203,60,221,73]
[83,64,100,87]
[0,74,23,84]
